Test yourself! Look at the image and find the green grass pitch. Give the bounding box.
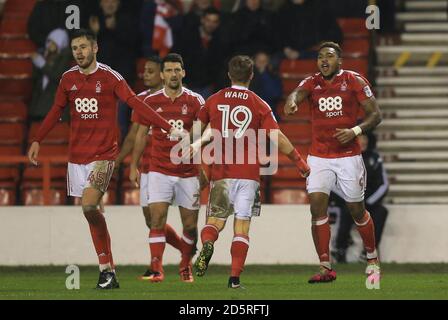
[0,264,447,300]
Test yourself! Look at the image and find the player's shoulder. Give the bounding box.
[143,88,164,101]
[342,69,369,84]
[183,87,205,105]
[61,65,80,80]
[97,62,125,81]
[299,72,320,86]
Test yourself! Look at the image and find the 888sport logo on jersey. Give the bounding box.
[75,98,99,119]
[318,96,343,118]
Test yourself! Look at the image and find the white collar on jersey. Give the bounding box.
[78,61,99,75]
[162,87,185,99]
[231,85,248,90]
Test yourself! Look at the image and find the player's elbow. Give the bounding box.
[375,110,383,127]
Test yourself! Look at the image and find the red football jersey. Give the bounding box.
[297,69,374,158]
[34,63,171,164]
[131,89,153,174]
[136,87,204,178]
[197,85,279,182]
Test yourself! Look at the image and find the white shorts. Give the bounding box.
[67,160,114,197]
[306,155,366,202]
[140,172,149,207]
[147,171,200,210]
[207,179,261,220]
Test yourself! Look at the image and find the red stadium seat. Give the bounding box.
[0,101,27,122]
[0,17,29,38]
[0,123,25,144]
[337,18,369,38]
[3,0,37,14]
[342,58,369,77]
[28,122,70,144]
[0,78,32,100]
[271,188,309,204]
[342,39,370,58]
[0,144,22,155]
[0,59,32,77]
[22,144,68,180]
[0,39,36,58]
[0,165,20,182]
[21,180,67,205]
[280,59,317,79]
[0,181,17,205]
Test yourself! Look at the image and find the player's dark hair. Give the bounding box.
[318,41,342,57]
[202,7,220,18]
[146,55,162,66]
[228,55,253,83]
[70,28,97,44]
[161,53,184,70]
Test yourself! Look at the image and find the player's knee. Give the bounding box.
[183,224,197,236]
[82,204,98,215]
[310,202,328,218]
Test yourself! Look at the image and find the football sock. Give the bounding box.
[164,224,182,251]
[230,234,249,277]
[311,216,331,270]
[85,210,112,271]
[355,211,378,260]
[180,231,196,269]
[149,229,166,272]
[201,224,219,244]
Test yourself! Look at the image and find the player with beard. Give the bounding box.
[115,56,183,280]
[130,53,205,283]
[284,42,382,284]
[27,29,183,289]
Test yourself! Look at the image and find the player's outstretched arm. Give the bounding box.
[284,88,309,115]
[115,122,139,170]
[190,122,212,158]
[129,124,149,187]
[269,129,310,177]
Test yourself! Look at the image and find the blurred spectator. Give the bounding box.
[29,28,71,121]
[89,0,139,82]
[249,51,282,120]
[140,0,183,57]
[175,7,226,98]
[28,0,99,49]
[226,0,275,57]
[330,131,389,263]
[274,0,342,60]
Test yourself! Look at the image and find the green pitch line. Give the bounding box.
[0,264,447,300]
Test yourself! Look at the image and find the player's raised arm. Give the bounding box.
[334,76,382,145]
[129,124,150,187]
[284,87,310,115]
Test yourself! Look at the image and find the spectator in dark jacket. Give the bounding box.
[226,0,274,57]
[249,51,282,120]
[29,28,71,121]
[274,0,342,60]
[28,0,99,49]
[89,0,139,83]
[175,7,226,98]
[329,132,389,263]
